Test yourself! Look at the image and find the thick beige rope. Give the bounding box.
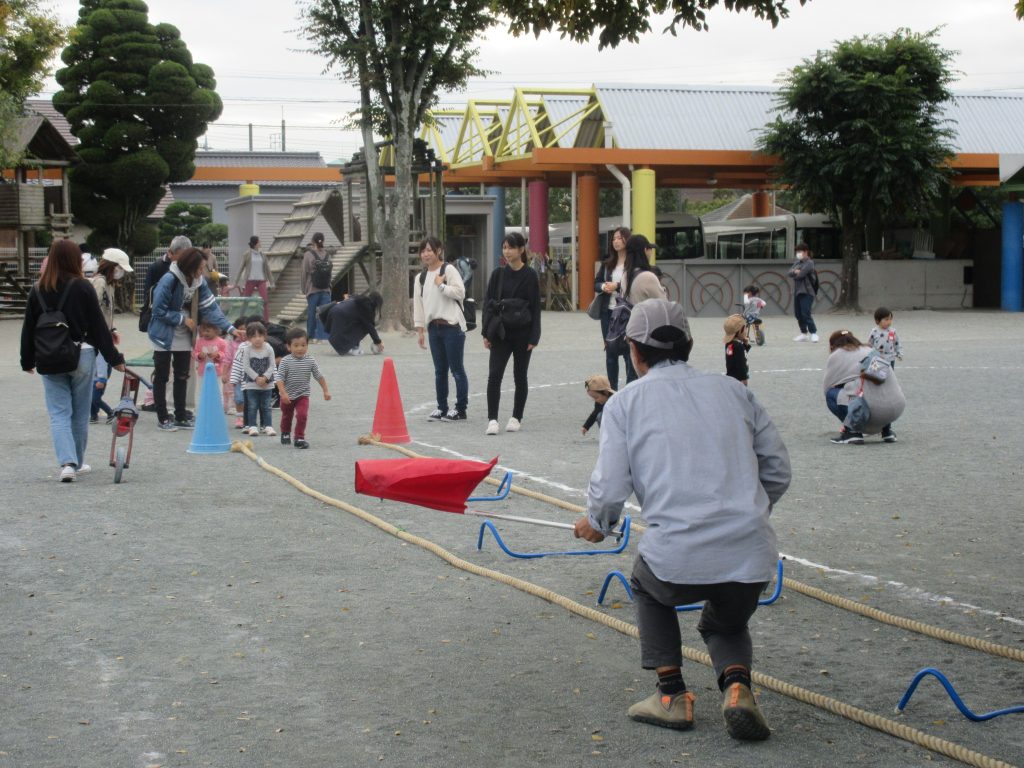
[361,435,1024,664]
[234,440,1017,768]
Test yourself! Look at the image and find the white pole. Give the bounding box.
[571,171,578,309]
[520,177,527,237]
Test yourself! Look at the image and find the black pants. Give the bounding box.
[486,331,533,421]
[152,350,191,422]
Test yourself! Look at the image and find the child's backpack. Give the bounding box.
[31,280,81,374]
[310,252,333,290]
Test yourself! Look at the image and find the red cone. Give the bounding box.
[371,357,410,443]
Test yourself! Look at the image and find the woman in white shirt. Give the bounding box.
[413,236,469,421]
[237,235,275,322]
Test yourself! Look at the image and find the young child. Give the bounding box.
[723,314,750,386]
[225,317,247,425]
[868,307,902,367]
[229,321,277,437]
[742,284,767,323]
[90,360,114,423]
[274,328,331,449]
[581,374,615,435]
[193,319,229,380]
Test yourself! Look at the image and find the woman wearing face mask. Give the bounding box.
[89,248,133,422]
[148,247,242,431]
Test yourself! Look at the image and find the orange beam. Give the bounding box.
[191,166,344,182]
[578,173,600,311]
[530,147,775,168]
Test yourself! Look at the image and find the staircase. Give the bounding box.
[263,185,370,324]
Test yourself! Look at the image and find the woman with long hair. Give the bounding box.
[595,226,631,387]
[481,232,541,435]
[148,247,242,431]
[20,240,125,482]
[322,291,384,356]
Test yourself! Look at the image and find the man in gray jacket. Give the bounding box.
[575,299,791,741]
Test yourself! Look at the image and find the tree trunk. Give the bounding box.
[377,93,415,333]
[837,204,861,310]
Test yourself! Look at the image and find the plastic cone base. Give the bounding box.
[188,361,232,454]
[371,357,410,443]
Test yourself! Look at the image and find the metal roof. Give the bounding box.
[593,84,1024,155]
[193,151,326,168]
[540,96,590,148]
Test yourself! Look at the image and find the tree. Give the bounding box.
[159,201,212,242]
[302,0,804,330]
[758,29,955,309]
[52,0,222,255]
[0,0,64,168]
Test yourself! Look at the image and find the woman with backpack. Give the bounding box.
[302,232,333,343]
[481,232,541,435]
[236,235,275,323]
[20,240,125,482]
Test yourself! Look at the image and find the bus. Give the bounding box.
[701,213,840,260]
[548,213,704,261]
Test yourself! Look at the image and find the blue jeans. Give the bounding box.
[794,293,817,334]
[427,324,468,412]
[307,291,331,340]
[244,389,273,429]
[41,346,96,468]
[825,386,847,422]
[601,308,635,389]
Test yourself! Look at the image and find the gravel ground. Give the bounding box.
[2,306,1023,768]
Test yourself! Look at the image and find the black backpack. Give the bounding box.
[809,269,820,296]
[420,263,475,331]
[31,280,81,374]
[310,251,333,290]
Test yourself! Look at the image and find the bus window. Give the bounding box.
[716,234,743,259]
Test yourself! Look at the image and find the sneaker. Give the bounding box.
[505,417,521,433]
[140,402,157,412]
[89,415,98,423]
[105,413,116,425]
[810,333,819,343]
[173,418,195,430]
[294,439,309,449]
[722,683,770,741]
[281,433,292,445]
[627,689,696,730]
[59,465,76,483]
[246,426,259,436]
[158,419,178,432]
[261,426,276,436]
[486,420,500,436]
[830,430,864,445]
[881,426,897,443]
[442,408,467,421]
[428,408,445,421]
[76,464,91,476]
[234,416,244,429]
[793,333,809,342]
[347,347,364,356]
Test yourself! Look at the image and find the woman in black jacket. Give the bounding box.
[594,226,634,388]
[322,292,384,356]
[481,232,541,435]
[21,240,125,482]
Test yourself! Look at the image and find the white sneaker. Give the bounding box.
[76,464,91,476]
[428,408,444,421]
[793,333,808,342]
[486,420,500,435]
[810,333,819,343]
[59,465,76,483]
[506,417,521,433]
[347,347,364,356]
[262,426,276,436]
[246,426,259,436]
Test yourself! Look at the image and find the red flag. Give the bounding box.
[355,456,499,513]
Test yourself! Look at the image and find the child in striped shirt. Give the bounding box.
[274,327,331,449]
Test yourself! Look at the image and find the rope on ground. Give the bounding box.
[360,435,1024,664]
[232,439,1018,768]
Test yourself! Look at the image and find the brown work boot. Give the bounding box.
[627,689,696,730]
[722,682,770,740]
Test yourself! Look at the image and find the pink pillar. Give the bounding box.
[528,180,549,256]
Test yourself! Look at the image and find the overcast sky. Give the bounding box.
[41,0,1024,162]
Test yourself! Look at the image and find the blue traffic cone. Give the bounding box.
[187,361,231,454]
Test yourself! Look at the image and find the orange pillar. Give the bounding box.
[752,190,771,218]
[578,173,600,310]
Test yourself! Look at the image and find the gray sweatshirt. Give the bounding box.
[823,346,906,432]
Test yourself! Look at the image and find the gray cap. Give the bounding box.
[625,299,691,350]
